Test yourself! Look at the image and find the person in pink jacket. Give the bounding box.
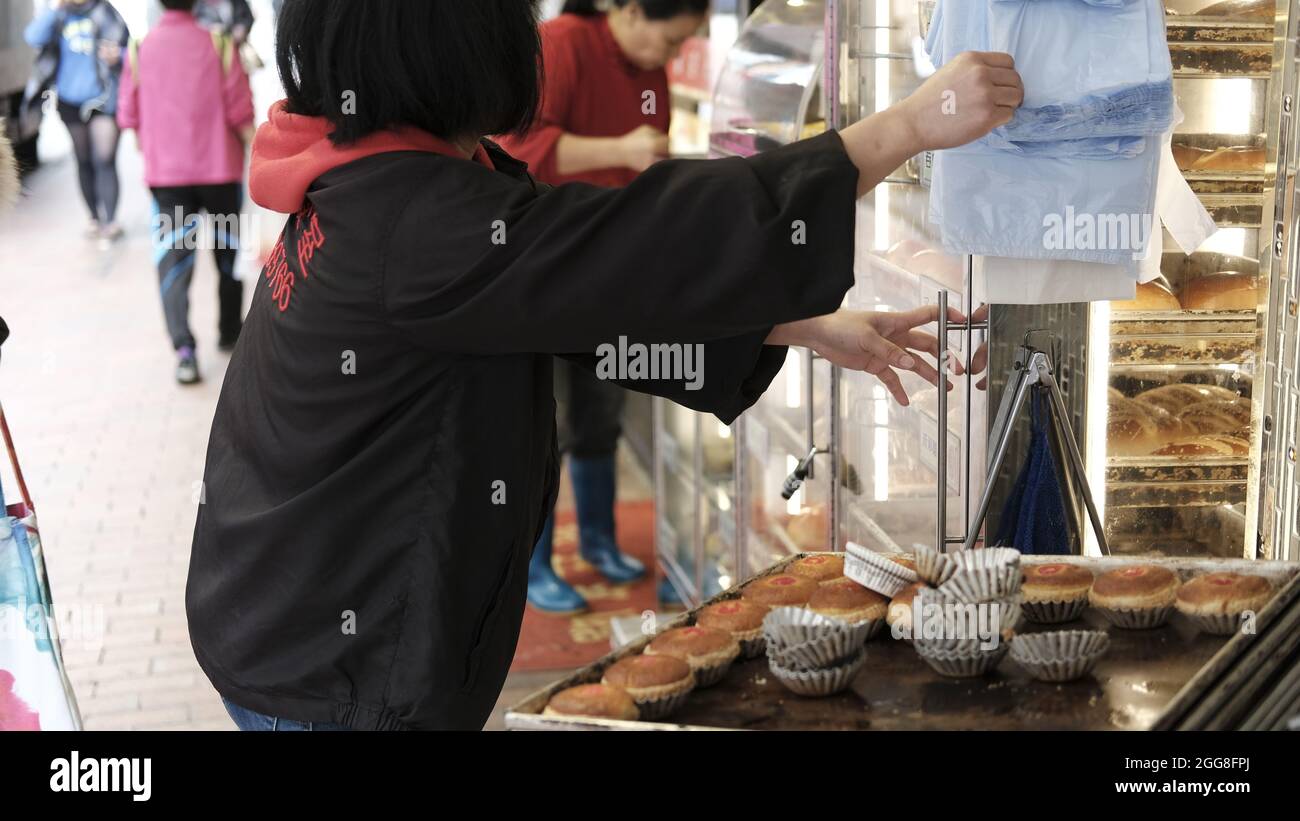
[117,0,254,385]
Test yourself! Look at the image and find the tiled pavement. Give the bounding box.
[1,106,648,732]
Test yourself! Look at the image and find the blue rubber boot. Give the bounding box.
[526,513,587,614]
[571,455,646,584]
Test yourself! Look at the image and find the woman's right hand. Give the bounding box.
[896,51,1024,151]
[619,125,669,172]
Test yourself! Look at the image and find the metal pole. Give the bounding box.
[936,290,949,551]
[963,364,1035,552]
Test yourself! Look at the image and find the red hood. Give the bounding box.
[249,100,495,214]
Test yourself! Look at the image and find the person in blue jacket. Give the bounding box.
[24,0,130,248]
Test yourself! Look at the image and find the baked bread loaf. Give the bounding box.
[1112,281,1181,312]
[1108,398,1187,456]
[1195,0,1274,19]
[1153,434,1250,457]
[1190,145,1266,173]
[644,626,740,687]
[1022,563,1094,624]
[787,553,844,583]
[1172,143,1213,171]
[696,599,768,657]
[886,581,927,631]
[742,574,819,608]
[1176,572,1272,615]
[808,577,888,624]
[543,683,639,720]
[1182,273,1259,311]
[1177,571,1274,635]
[1135,384,1237,415]
[1089,565,1181,628]
[1180,399,1253,434]
[601,654,694,718]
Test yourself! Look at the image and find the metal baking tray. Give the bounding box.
[504,552,1299,731]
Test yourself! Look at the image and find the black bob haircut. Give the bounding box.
[277,0,543,146]
[564,0,709,19]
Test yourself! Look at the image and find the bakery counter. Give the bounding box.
[504,554,1300,731]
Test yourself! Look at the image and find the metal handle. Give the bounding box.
[934,290,988,552]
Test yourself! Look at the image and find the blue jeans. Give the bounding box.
[222,697,351,731]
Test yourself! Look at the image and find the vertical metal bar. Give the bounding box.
[1038,357,1110,556]
[936,289,949,551]
[963,365,1035,552]
[804,349,816,480]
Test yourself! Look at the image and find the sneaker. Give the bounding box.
[97,223,123,252]
[85,221,102,239]
[176,347,200,385]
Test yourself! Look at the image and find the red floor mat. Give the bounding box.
[509,500,655,673]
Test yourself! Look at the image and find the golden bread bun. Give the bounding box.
[786,506,828,550]
[787,553,844,582]
[1182,273,1259,311]
[742,574,818,607]
[1112,281,1181,312]
[602,654,694,699]
[1195,0,1274,18]
[1089,565,1181,610]
[1180,399,1253,435]
[1172,143,1213,170]
[544,684,639,720]
[1175,572,1273,616]
[808,579,888,622]
[1153,434,1250,457]
[886,581,927,627]
[696,600,767,633]
[1022,563,1095,603]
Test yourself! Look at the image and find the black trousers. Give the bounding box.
[554,357,625,458]
[57,101,120,224]
[151,183,244,351]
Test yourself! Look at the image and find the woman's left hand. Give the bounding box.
[98,40,122,67]
[767,305,978,406]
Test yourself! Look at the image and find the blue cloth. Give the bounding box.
[25,9,102,109]
[993,389,1071,555]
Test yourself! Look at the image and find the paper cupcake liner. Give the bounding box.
[769,650,866,696]
[763,614,876,669]
[739,635,767,658]
[1096,603,1174,630]
[915,642,1009,678]
[762,606,843,647]
[1022,597,1088,624]
[1183,611,1245,636]
[633,687,694,721]
[1010,630,1110,682]
[938,565,1023,604]
[912,546,959,587]
[691,658,734,688]
[844,545,918,597]
[954,547,1022,572]
[911,588,1020,650]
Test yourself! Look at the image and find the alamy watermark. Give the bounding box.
[1042,206,1155,261]
[595,336,704,391]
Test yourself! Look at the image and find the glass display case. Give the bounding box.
[827,0,987,557]
[654,0,828,606]
[1090,0,1299,560]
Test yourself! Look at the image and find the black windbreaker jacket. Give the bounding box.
[186,116,858,729]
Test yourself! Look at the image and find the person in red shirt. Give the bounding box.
[498,0,707,614]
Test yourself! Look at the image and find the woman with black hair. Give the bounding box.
[499,0,709,615]
[23,0,129,248]
[188,0,1022,730]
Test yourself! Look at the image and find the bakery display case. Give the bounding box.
[557,0,1300,733]
[653,0,829,606]
[826,0,986,559]
[1093,0,1300,561]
